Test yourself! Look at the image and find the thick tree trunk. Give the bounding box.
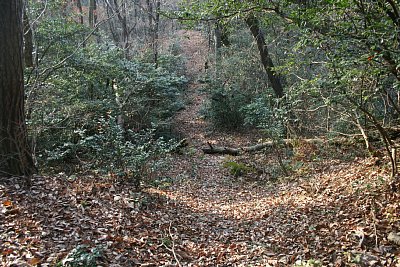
[23,7,34,68]
[120,0,129,58]
[245,15,284,98]
[213,22,225,75]
[0,0,35,177]
[133,0,139,35]
[214,24,222,56]
[106,5,120,44]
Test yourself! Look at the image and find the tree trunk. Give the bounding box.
[76,0,84,25]
[214,22,223,75]
[245,14,284,98]
[133,0,139,35]
[153,0,160,68]
[0,0,35,178]
[23,6,34,68]
[120,0,130,58]
[107,0,130,58]
[106,5,120,44]
[146,0,153,40]
[216,22,230,47]
[89,0,97,28]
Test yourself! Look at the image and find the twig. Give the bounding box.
[357,229,365,248]
[371,200,379,248]
[163,222,182,267]
[27,0,48,29]
[207,142,214,149]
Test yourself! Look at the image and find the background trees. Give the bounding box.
[21,0,186,184]
[175,0,400,174]
[2,1,400,265]
[4,0,398,177]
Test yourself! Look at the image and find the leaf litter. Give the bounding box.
[1,30,400,266]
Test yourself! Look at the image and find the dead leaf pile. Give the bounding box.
[1,30,400,267]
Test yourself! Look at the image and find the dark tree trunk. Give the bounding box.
[245,14,284,98]
[106,3,120,44]
[154,0,160,68]
[76,0,84,24]
[214,23,222,50]
[216,22,230,47]
[120,0,129,58]
[146,0,153,39]
[23,6,34,68]
[89,0,97,28]
[214,22,223,74]
[133,0,139,35]
[0,0,35,178]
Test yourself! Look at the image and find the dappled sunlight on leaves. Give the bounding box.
[2,29,400,267]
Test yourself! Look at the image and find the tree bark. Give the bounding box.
[213,22,225,75]
[76,0,84,25]
[146,0,153,40]
[215,22,230,47]
[23,6,34,68]
[0,0,35,177]
[153,0,160,67]
[89,0,97,28]
[245,14,284,98]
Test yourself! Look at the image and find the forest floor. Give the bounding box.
[2,31,400,267]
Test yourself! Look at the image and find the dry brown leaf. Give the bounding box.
[3,200,12,207]
[388,232,400,246]
[1,248,13,256]
[27,257,41,265]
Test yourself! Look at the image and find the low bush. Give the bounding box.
[208,87,248,130]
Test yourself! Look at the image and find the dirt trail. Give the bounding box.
[172,30,261,148]
[172,30,210,146]
[159,30,279,265]
[0,30,396,267]
[160,31,303,265]
[168,29,266,213]
[154,30,397,266]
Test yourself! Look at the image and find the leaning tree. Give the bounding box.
[0,0,35,178]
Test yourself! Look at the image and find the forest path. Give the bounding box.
[157,30,287,265]
[150,30,396,266]
[171,29,210,146]
[155,30,322,265]
[171,30,260,147]
[0,31,396,267]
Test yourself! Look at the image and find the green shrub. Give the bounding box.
[223,160,253,177]
[27,17,186,177]
[208,87,248,130]
[242,95,288,138]
[45,117,177,187]
[59,245,103,267]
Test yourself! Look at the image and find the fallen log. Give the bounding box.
[202,143,240,156]
[202,138,327,156]
[202,141,278,156]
